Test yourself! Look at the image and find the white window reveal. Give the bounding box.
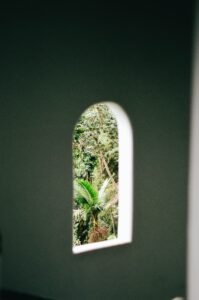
[72,102,133,254]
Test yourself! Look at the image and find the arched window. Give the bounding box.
[72,102,133,253]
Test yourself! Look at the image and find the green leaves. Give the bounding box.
[73,103,119,245]
[72,103,118,182]
[74,179,98,207]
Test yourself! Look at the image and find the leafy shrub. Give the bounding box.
[73,104,118,245]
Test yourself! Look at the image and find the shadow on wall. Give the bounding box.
[1,290,51,299]
[0,232,51,300]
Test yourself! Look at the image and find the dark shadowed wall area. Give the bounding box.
[0,2,193,300]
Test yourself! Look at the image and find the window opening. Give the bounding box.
[72,102,133,253]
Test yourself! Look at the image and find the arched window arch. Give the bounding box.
[72,102,133,253]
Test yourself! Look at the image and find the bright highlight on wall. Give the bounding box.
[72,102,133,254]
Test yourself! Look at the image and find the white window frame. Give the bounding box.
[73,102,133,254]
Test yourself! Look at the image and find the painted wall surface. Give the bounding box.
[0,3,193,300]
[188,1,199,299]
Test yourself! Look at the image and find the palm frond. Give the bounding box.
[74,179,98,207]
[98,178,110,203]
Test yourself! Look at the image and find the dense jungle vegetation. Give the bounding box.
[73,103,119,246]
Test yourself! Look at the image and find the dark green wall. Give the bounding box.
[0,2,193,300]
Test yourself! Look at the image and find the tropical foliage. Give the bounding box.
[73,103,118,246]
